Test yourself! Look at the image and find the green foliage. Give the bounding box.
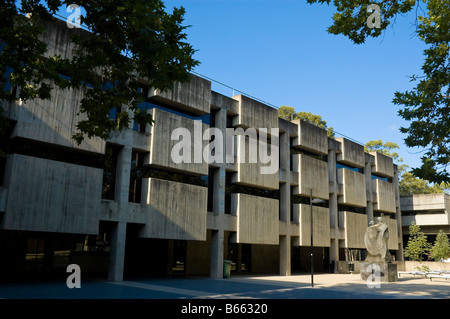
[415,264,430,272]
[399,172,449,196]
[0,0,199,144]
[404,222,432,261]
[365,139,403,164]
[308,0,450,184]
[430,230,450,262]
[364,139,449,195]
[278,105,335,138]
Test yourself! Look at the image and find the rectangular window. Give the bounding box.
[225,172,233,214]
[207,167,216,213]
[226,114,235,128]
[337,163,364,174]
[172,240,187,273]
[101,145,120,200]
[129,151,145,203]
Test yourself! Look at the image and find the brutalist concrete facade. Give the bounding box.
[0,19,403,281]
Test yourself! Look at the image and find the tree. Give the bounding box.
[278,105,335,138]
[430,230,450,262]
[307,0,450,184]
[364,139,449,195]
[404,222,432,261]
[0,0,199,144]
[399,172,449,196]
[365,139,406,172]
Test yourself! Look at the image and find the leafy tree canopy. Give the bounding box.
[0,0,199,143]
[308,0,450,184]
[278,105,335,138]
[404,222,432,262]
[430,230,450,262]
[365,139,449,195]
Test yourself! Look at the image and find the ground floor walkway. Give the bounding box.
[1,273,449,299]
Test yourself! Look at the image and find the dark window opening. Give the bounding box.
[402,209,445,216]
[230,184,280,200]
[225,172,233,214]
[371,174,392,183]
[227,238,238,272]
[292,194,329,208]
[9,138,105,169]
[226,114,235,128]
[207,167,217,212]
[129,151,145,203]
[139,100,210,125]
[290,147,324,161]
[172,240,186,273]
[102,144,120,200]
[241,244,251,272]
[138,166,208,188]
[337,163,364,174]
[338,204,366,214]
[210,109,217,128]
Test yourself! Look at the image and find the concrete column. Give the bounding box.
[279,131,289,171]
[108,144,132,281]
[365,157,374,222]
[279,235,291,276]
[114,146,133,203]
[108,221,127,281]
[328,148,339,272]
[210,107,227,279]
[393,168,404,261]
[279,182,291,275]
[210,229,224,279]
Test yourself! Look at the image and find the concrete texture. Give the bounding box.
[373,179,396,213]
[293,154,329,200]
[336,138,365,168]
[337,168,367,207]
[231,193,279,245]
[370,151,394,178]
[292,119,328,155]
[295,204,330,247]
[232,94,278,130]
[150,108,209,176]
[2,154,102,234]
[149,73,211,115]
[140,178,208,241]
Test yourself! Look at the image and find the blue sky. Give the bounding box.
[163,0,428,171]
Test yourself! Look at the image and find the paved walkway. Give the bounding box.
[0,273,449,299]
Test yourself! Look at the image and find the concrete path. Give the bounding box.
[0,273,448,299]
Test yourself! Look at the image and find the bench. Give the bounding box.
[427,274,450,281]
[398,271,426,277]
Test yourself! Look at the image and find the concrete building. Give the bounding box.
[0,19,403,281]
[400,193,450,246]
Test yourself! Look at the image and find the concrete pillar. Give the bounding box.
[328,148,339,272]
[279,235,291,276]
[108,144,132,281]
[114,146,133,203]
[393,168,404,261]
[209,107,227,279]
[210,229,224,279]
[108,221,127,281]
[279,182,291,275]
[365,158,374,222]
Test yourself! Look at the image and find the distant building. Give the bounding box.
[400,193,450,246]
[0,18,403,281]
